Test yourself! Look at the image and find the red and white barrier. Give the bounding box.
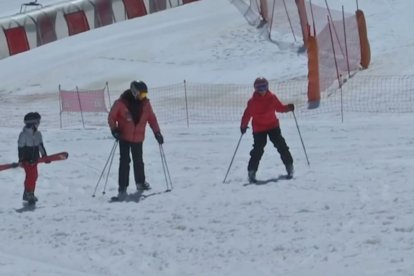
[0,0,198,59]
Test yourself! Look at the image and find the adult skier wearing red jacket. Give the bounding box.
[108,80,164,200]
[240,77,295,182]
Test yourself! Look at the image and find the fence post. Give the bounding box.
[327,16,342,89]
[106,81,112,108]
[76,86,85,128]
[184,79,190,128]
[58,84,63,128]
[342,6,351,78]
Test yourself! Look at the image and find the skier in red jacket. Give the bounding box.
[240,77,295,182]
[108,80,164,200]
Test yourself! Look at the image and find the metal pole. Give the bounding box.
[184,80,190,128]
[159,144,173,191]
[102,141,118,195]
[223,133,244,183]
[327,16,342,89]
[92,140,118,197]
[58,85,63,129]
[282,0,297,42]
[292,111,310,166]
[342,6,351,78]
[76,86,85,129]
[106,81,112,108]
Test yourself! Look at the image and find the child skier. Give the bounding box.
[18,112,49,204]
[240,77,295,182]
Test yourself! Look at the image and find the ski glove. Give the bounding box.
[287,104,295,112]
[111,128,121,140]
[155,132,164,145]
[240,126,247,134]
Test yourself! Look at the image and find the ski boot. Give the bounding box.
[117,190,128,201]
[256,19,267,29]
[285,164,294,179]
[136,182,151,191]
[248,170,257,184]
[23,191,38,204]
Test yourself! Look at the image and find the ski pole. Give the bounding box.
[92,140,118,197]
[102,141,118,195]
[222,133,244,183]
[159,144,173,192]
[292,111,310,166]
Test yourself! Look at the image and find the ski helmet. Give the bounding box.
[130,80,148,97]
[24,112,41,126]
[254,77,269,92]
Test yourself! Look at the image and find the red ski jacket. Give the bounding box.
[108,91,160,143]
[241,90,290,133]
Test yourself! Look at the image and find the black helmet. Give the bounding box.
[24,112,41,126]
[130,80,148,96]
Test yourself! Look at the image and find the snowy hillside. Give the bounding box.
[1,0,414,275]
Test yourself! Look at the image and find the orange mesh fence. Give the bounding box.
[148,76,414,125]
[318,13,361,91]
[0,76,413,128]
[58,84,111,128]
[239,0,369,105]
[148,79,307,125]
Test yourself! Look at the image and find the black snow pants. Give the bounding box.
[247,127,293,172]
[118,140,145,192]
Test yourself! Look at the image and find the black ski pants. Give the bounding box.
[248,127,293,172]
[118,140,145,192]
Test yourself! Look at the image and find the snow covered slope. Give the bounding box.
[0,0,414,275]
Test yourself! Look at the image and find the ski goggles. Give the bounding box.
[131,87,147,98]
[255,84,268,92]
[138,92,148,99]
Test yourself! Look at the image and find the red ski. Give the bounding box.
[0,152,68,172]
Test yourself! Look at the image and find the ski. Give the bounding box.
[110,190,145,203]
[109,189,171,202]
[0,152,68,172]
[243,175,294,186]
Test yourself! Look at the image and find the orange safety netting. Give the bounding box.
[244,0,370,106]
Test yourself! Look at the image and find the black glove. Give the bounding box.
[111,128,120,140]
[240,126,247,134]
[155,132,164,145]
[287,103,295,112]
